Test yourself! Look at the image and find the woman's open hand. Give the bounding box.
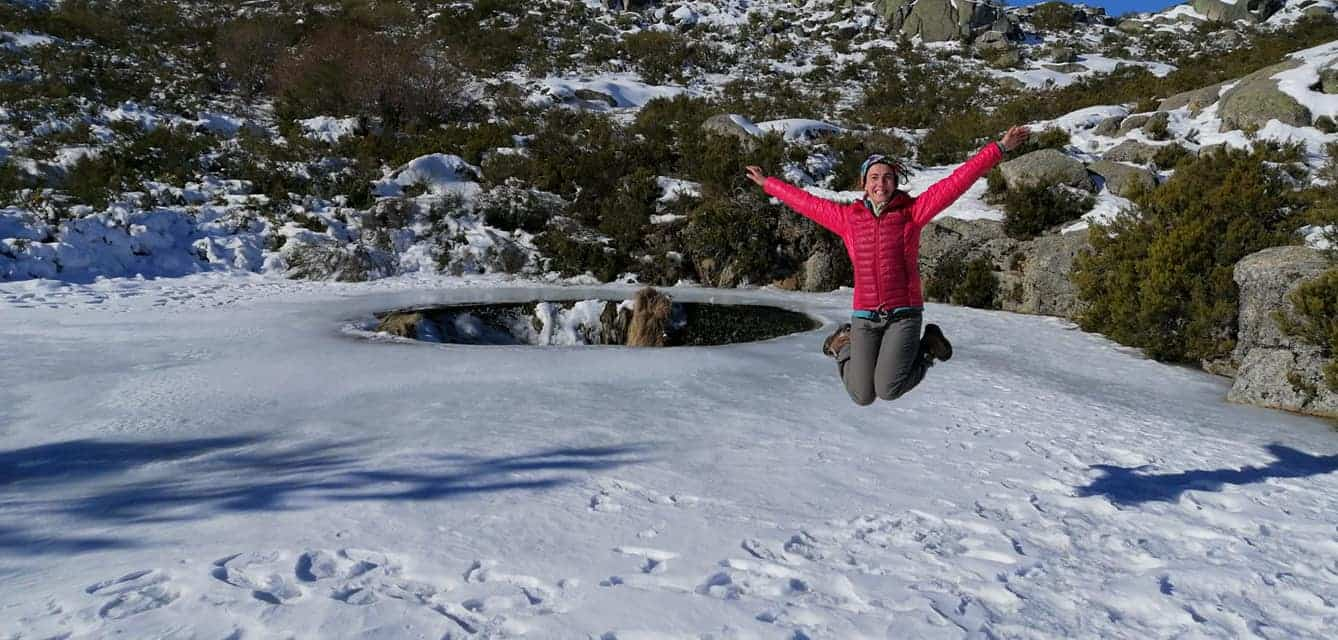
[1001,126,1031,151]
[745,165,767,187]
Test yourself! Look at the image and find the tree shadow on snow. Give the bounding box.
[0,436,651,554]
[1077,444,1338,506]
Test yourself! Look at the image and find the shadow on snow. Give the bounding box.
[0,436,650,555]
[1078,444,1338,506]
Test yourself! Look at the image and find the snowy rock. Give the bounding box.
[299,116,361,144]
[1217,59,1312,132]
[973,30,1011,55]
[1320,65,1338,94]
[283,239,396,282]
[899,0,1005,42]
[1116,114,1152,136]
[999,149,1094,192]
[1158,83,1226,115]
[1192,0,1284,23]
[801,247,848,293]
[1228,245,1338,417]
[1117,19,1146,33]
[1101,140,1162,165]
[1093,115,1123,137]
[1087,160,1157,198]
[379,154,481,199]
[701,114,763,146]
[1045,46,1078,64]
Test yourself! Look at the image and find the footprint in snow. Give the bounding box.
[85,569,180,620]
[212,551,303,604]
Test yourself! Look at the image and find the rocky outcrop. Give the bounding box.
[1158,83,1226,115]
[1102,140,1162,164]
[890,0,1009,42]
[1093,115,1123,137]
[1116,114,1152,136]
[1005,229,1091,317]
[999,149,1094,191]
[918,217,1089,319]
[1191,0,1284,23]
[702,114,759,147]
[1217,60,1312,131]
[1088,160,1157,198]
[1321,64,1338,94]
[802,248,847,292]
[1227,246,1338,417]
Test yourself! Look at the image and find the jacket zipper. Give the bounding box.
[871,208,882,311]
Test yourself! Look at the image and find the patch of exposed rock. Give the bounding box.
[999,149,1095,191]
[1217,59,1312,131]
[919,217,1090,319]
[1088,160,1157,198]
[1227,246,1338,418]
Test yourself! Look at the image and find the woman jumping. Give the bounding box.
[745,126,1030,406]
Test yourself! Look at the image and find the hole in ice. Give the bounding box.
[365,286,820,347]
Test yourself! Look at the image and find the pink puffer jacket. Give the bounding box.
[764,143,1003,311]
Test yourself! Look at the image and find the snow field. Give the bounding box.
[1,275,1335,638]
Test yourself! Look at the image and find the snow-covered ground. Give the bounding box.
[2,274,1336,639]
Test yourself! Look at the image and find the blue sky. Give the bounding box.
[1009,0,1188,18]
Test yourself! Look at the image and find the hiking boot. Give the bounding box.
[823,323,851,359]
[921,323,953,362]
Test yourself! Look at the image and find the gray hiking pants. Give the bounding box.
[836,311,929,406]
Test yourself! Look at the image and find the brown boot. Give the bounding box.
[921,323,952,362]
[823,323,851,359]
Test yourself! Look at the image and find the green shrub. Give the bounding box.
[1274,268,1338,391]
[64,154,129,209]
[597,169,659,251]
[535,219,625,281]
[1001,185,1094,240]
[985,168,1008,198]
[629,95,717,176]
[1031,2,1076,31]
[850,42,993,133]
[925,253,999,309]
[477,183,566,234]
[957,256,1000,309]
[1072,147,1305,363]
[681,130,786,196]
[685,190,782,286]
[1011,128,1072,156]
[1316,116,1338,135]
[432,0,543,74]
[918,110,997,165]
[1152,143,1192,169]
[1144,115,1171,141]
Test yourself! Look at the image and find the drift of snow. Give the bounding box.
[377,154,482,199]
[1,274,1335,639]
[299,116,360,144]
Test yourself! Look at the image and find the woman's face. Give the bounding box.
[863,164,898,206]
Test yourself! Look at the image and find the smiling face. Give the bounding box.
[863,163,898,206]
